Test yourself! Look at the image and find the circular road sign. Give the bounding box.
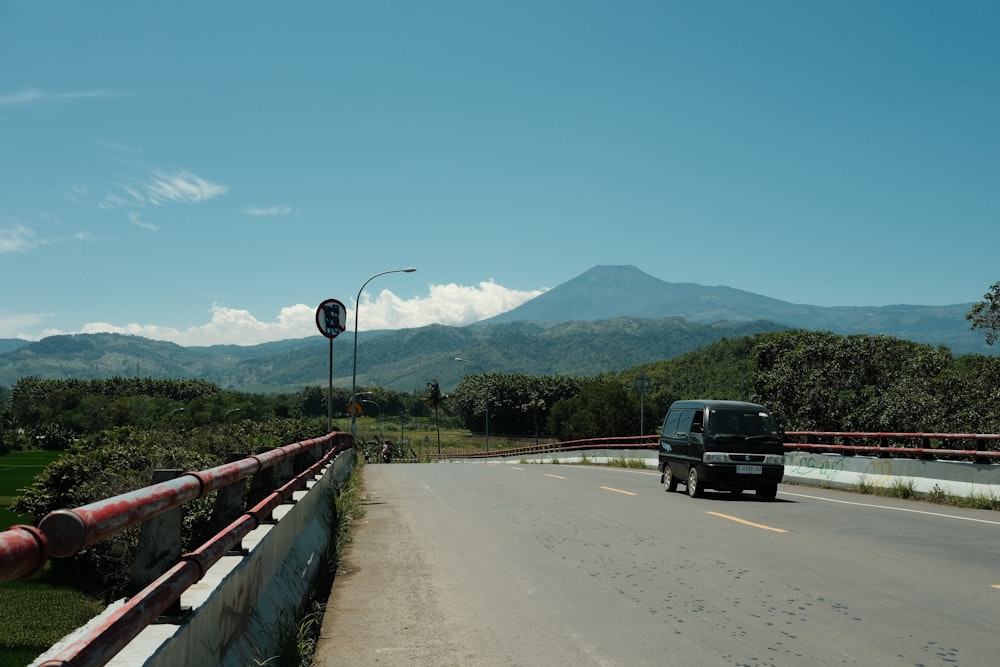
[316,299,347,339]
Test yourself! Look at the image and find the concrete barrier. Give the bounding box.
[780,451,1000,498]
[481,448,1000,499]
[33,450,355,667]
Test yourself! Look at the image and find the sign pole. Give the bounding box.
[328,336,334,433]
[316,299,347,435]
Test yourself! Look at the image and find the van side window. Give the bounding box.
[662,410,681,436]
[676,409,696,435]
[690,409,704,433]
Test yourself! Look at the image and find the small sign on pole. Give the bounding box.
[316,299,347,339]
[317,299,347,433]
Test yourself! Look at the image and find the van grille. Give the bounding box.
[729,454,766,463]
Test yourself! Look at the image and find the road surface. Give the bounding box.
[315,462,1000,666]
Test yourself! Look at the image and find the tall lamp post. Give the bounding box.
[351,268,417,438]
[455,357,489,455]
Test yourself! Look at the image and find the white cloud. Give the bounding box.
[0,222,90,254]
[355,280,545,331]
[145,169,228,205]
[14,281,547,346]
[243,205,294,217]
[0,89,120,106]
[0,312,53,338]
[98,169,228,210]
[76,304,314,347]
[128,211,159,232]
[0,224,38,253]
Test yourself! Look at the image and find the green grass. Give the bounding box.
[0,576,105,667]
[607,456,649,469]
[353,420,554,459]
[1,450,100,667]
[856,476,1000,510]
[1,450,62,529]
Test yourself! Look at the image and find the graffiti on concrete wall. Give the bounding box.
[786,455,846,481]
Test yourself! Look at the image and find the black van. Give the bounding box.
[658,400,784,500]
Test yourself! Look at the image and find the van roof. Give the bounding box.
[668,399,770,411]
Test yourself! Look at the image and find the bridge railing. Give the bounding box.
[438,434,660,459]
[0,431,354,667]
[784,431,1000,463]
[442,431,1000,463]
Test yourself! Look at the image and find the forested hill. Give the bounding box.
[0,318,786,393]
[2,265,991,393]
[486,266,986,354]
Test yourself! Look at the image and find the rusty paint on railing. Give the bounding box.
[785,442,1000,459]
[442,434,659,459]
[443,431,1000,461]
[783,431,1000,461]
[0,524,49,580]
[785,430,1000,442]
[0,432,351,585]
[34,439,351,667]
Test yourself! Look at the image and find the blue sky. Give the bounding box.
[2,1,998,346]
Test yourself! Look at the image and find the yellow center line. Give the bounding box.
[992,585,1000,590]
[707,511,788,533]
[545,473,565,479]
[601,486,637,496]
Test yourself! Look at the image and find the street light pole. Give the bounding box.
[350,267,417,439]
[455,357,489,455]
[361,399,383,442]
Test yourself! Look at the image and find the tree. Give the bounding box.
[967,281,1000,345]
[425,379,445,455]
[548,378,639,441]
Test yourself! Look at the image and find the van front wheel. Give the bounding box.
[664,466,678,493]
[757,483,778,501]
[687,467,703,498]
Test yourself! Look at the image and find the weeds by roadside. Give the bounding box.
[607,457,648,469]
[255,455,367,667]
[855,475,1000,510]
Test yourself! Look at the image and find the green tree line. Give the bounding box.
[446,330,1000,440]
[5,325,1000,601]
[6,328,1000,455]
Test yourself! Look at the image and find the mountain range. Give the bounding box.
[0,265,990,393]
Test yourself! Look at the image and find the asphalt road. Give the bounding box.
[315,462,1000,666]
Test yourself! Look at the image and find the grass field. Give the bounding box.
[0,577,106,667]
[1,450,104,667]
[353,421,552,457]
[0,450,61,529]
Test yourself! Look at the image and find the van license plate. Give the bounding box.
[736,465,762,475]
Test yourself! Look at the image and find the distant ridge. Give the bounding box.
[484,265,983,354]
[483,265,790,323]
[0,265,991,392]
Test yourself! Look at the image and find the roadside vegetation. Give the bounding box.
[854,476,1000,510]
[4,314,1000,665]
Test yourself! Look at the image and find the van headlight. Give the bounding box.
[703,453,729,463]
[763,455,785,465]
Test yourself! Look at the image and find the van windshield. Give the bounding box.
[706,409,779,440]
